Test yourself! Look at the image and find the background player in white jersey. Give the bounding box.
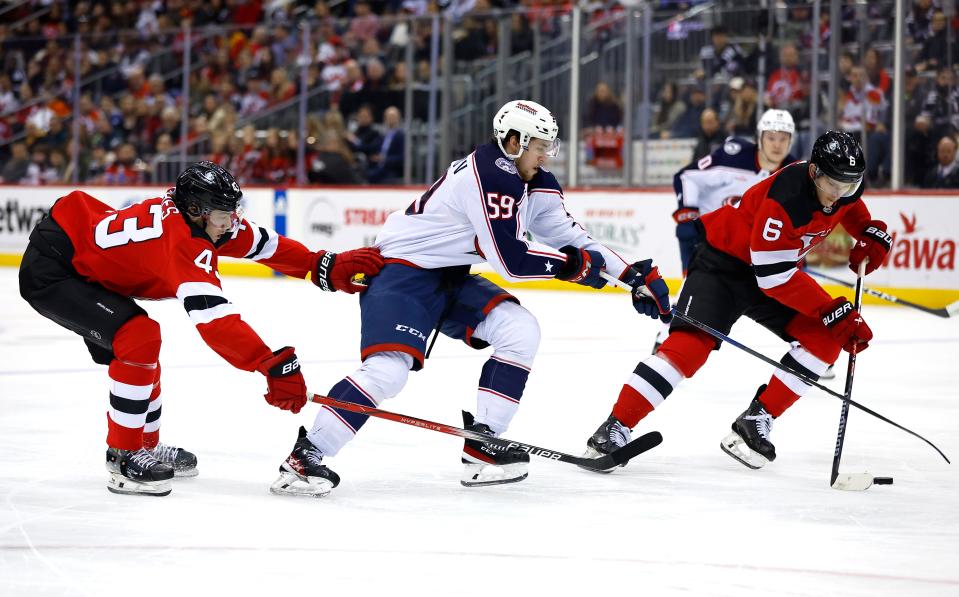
[270,100,672,497]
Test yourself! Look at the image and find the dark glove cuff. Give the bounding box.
[313,251,338,292]
[555,246,581,280]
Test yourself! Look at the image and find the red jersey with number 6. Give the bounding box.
[50,190,317,371]
[698,161,873,318]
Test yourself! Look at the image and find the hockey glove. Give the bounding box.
[556,245,607,289]
[256,347,308,413]
[820,297,873,353]
[849,220,892,276]
[622,259,672,323]
[312,247,385,293]
[673,207,701,275]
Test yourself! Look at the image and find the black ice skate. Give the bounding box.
[270,426,341,498]
[149,443,198,477]
[105,447,174,496]
[461,411,529,487]
[582,414,632,473]
[721,385,777,469]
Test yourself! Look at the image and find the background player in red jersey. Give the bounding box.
[18,161,384,496]
[583,131,894,470]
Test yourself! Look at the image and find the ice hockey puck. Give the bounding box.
[873,477,894,485]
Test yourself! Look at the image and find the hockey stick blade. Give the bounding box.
[307,393,662,472]
[947,300,959,317]
[831,473,875,491]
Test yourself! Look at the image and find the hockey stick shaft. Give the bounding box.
[806,268,959,318]
[307,393,662,470]
[830,261,866,487]
[599,271,950,464]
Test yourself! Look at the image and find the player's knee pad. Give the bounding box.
[474,301,540,367]
[353,351,414,402]
[657,329,714,378]
[785,315,842,364]
[112,315,162,365]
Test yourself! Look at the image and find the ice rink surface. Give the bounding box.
[1,268,957,597]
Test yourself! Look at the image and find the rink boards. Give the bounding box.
[0,184,956,307]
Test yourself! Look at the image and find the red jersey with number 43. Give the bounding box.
[51,190,316,371]
[699,161,873,318]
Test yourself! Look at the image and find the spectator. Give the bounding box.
[904,67,927,126]
[692,108,723,161]
[838,65,885,137]
[907,0,935,45]
[584,82,623,129]
[726,79,758,137]
[102,143,145,184]
[651,81,686,139]
[670,86,707,138]
[922,66,959,132]
[863,48,890,94]
[765,43,807,116]
[906,113,935,186]
[308,129,362,184]
[348,104,384,166]
[922,135,959,188]
[43,148,67,184]
[916,11,952,73]
[349,1,380,43]
[698,26,748,80]
[368,105,405,183]
[0,142,30,183]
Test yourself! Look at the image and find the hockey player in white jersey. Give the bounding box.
[270,100,672,496]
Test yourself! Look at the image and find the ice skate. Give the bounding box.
[461,412,529,487]
[105,447,174,496]
[149,443,198,477]
[820,364,836,380]
[270,427,340,498]
[721,385,777,469]
[582,414,632,473]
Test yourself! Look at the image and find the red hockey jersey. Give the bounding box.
[699,161,873,317]
[51,190,317,371]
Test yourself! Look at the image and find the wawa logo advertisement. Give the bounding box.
[882,212,956,271]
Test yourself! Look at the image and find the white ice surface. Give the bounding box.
[1,269,957,596]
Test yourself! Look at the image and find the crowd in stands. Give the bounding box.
[4,0,959,189]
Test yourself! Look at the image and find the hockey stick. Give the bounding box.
[830,261,887,490]
[599,271,951,464]
[806,267,959,318]
[307,393,663,471]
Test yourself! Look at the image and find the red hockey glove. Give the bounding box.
[312,247,385,293]
[821,298,873,353]
[556,245,607,289]
[256,347,307,413]
[622,259,672,323]
[849,220,892,276]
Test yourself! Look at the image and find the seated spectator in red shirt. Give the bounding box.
[765,43,807,112]
[102,143,145,184]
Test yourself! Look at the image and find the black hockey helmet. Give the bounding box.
[174,161,242,217]
[810,130,865,183]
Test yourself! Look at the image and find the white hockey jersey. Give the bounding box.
[674,137,796,215]
[375,142,629,282]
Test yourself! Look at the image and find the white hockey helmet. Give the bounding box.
[756,108,795,153]
[492,100,561,159]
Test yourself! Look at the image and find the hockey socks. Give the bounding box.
[473,356,530,434]
[760,344,830,417]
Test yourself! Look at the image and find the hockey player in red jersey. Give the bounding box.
[18,161,384,496]
[583,130,894,470]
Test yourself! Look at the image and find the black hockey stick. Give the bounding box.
[599,271,951,464]
[830,261,885,490]
[806,267,959,318]
[308,393,663,471]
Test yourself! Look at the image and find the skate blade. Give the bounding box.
[461,463,528,487]
[269,472,334,498]
[578,446,619,474]
[720,432,769,470]
[107,473,172,497]
[173,468,199,478]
